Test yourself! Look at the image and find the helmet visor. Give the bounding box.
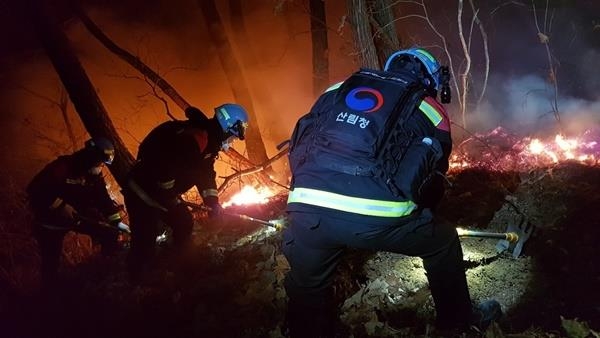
[229,120,248,140]
[104,149,115,164]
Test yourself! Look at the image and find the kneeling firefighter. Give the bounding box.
[26,137,125,290]
[283,47,501,336]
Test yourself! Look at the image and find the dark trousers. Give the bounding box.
[123,191,193,281]
[282,209,473,337]
[34,219,119,289]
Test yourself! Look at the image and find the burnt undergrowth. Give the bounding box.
[1,162,599,338]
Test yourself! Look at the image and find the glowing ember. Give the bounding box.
[450,127,599,172]
[222,185,275,208]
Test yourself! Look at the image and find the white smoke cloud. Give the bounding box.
[470,73,600,137]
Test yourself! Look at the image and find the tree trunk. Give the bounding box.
[198,0,269,166]
[309,0,329,97]
[229,0,258,68]
[58,88,78,151]
[228,0,276,142]
[19,0,134,186]
[348,0,379,68]
[371,0,400,65]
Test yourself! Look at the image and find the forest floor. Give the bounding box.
[1,161,600,338]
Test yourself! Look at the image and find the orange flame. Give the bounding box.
[524,134,597,164]
[450,128,599,171]
[222,185,275,208]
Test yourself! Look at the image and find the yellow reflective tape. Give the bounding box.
[324,81,343,93]
[419,100,443,127]
[202,189,219,197]
[158,180,175,189]
[50,197,64,209]
[107,213,121,222]
[219,107,231,120]
[288,188,416,217]
[416,48,436,63]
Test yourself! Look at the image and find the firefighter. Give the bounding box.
[123,104,249,282]
[283,47,502,336]
[26,137,125,290]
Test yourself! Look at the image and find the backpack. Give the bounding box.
[289,68,444,200]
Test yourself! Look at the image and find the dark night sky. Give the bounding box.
[0,0,599,184]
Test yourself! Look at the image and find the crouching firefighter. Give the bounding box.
[283,47,501,337]
[122,104,249,283]
[26,137,126,290]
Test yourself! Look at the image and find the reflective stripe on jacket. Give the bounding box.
[287,187,416,218]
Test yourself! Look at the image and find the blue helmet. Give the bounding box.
[214,103,249,140]
[384,47,442,90]
[84,137,115,165]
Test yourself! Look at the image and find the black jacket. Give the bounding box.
[128,118,225,207]
[27,151,120,227]
[287,77,452,224]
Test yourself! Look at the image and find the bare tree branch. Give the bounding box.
[69,0,193,114]
[217,145,290,193]
[457,0,471,128]
[14,83,81,151]
[469,0,490,111]
[531,0,560,124]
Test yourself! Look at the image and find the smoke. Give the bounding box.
[576,48,600,100]
[470,72,600,137]
[445,0,600,139]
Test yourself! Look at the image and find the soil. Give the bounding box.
[1,162,599,338]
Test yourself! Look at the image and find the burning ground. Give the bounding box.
[1,129,600,338]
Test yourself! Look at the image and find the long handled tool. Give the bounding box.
[182,201,286,230]
[75,214,131,234]
[456,228,519,242]
[225,213,286,230]
[456,220,534,258]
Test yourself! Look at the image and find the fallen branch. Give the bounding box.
[218,144,290,193]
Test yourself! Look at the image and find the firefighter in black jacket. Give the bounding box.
[123,104,249,282]
[26,137,124,289]
[284,48,501,336]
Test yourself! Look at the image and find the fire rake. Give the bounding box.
[456,220,534,258]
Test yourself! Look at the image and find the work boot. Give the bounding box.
[470,300,502,332]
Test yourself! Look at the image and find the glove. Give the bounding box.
[163,196,183,211]
[203,196,223,219]
[116,221,131,234]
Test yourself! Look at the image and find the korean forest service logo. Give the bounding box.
[345,87,384,113]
